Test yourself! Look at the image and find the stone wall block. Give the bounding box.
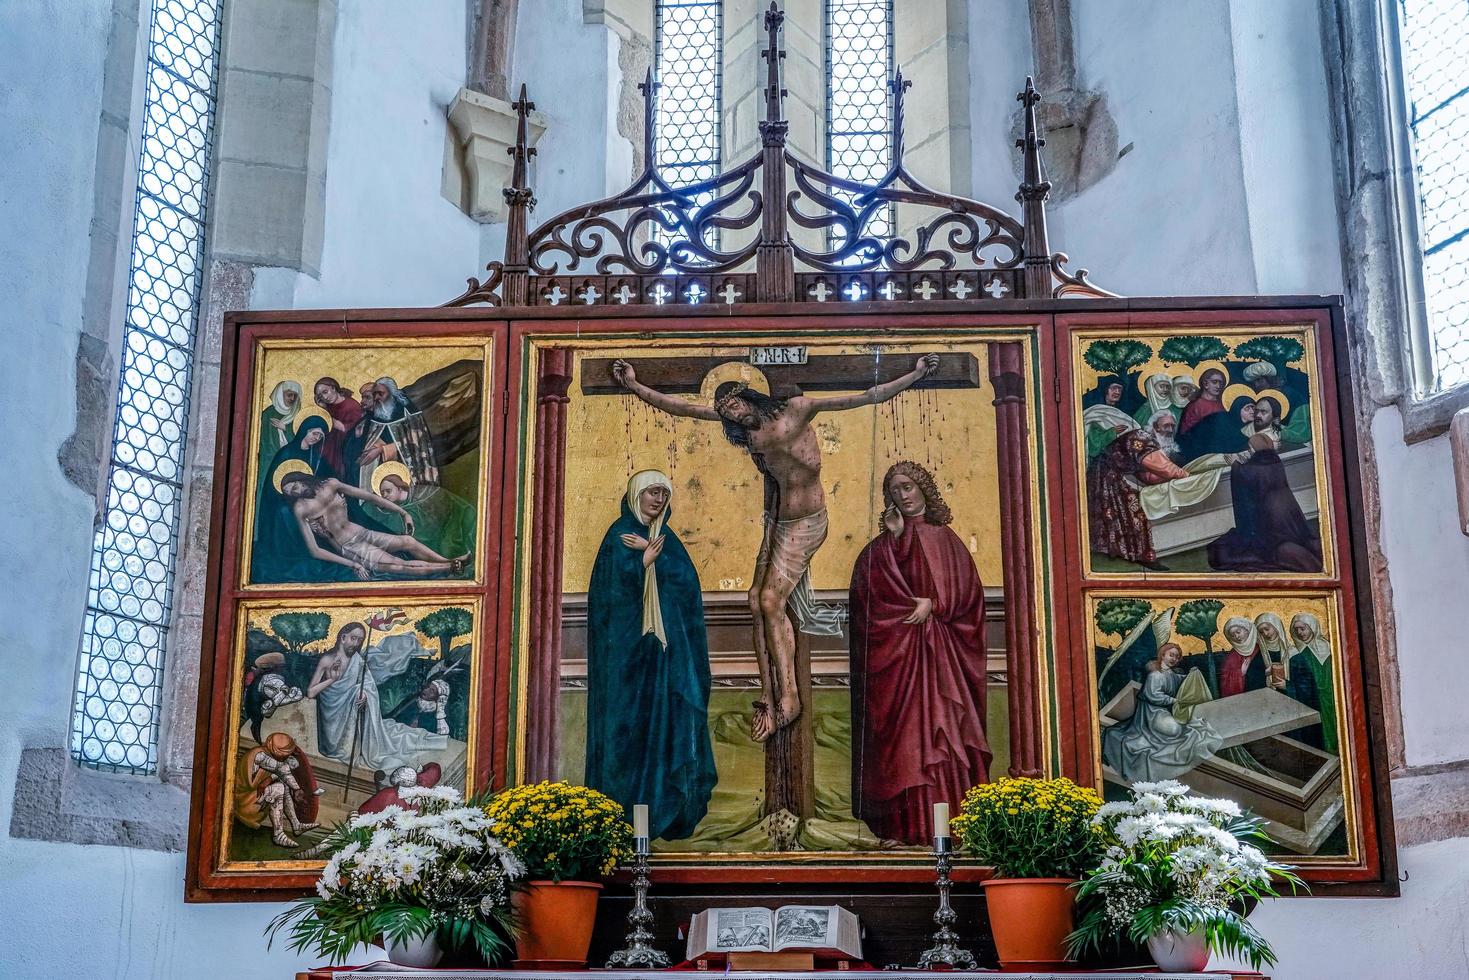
[215,68,315,171]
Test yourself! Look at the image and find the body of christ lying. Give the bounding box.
[611,353,940,742]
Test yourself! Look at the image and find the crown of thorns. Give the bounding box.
[714,382,752,412]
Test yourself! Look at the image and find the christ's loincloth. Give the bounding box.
[755,509,845,637]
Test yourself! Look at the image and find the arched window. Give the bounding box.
[1396,0,1469,391]
[71,0,223,773]
[824,0,894,245]
[654,0,723,190]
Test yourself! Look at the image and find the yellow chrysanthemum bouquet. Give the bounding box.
[951,777,1103,879]
[485,781,632,882]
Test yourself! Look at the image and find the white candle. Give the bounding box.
[634,804,649,839]
[933,802,950,839]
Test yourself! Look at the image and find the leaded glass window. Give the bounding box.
[1397,0,1469,390]
[653,0,723,267]
[825,0,894,247]
[71,0,223,773]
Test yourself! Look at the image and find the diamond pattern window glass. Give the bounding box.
[825,0,894,248]
[1397,0,1469,390]
[71,0,222,774]
[654,0,723,263]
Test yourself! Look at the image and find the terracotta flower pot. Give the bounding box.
[980,877,1076,971]
[512,879,603,968]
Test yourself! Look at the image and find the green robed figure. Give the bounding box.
[585,470,717,841]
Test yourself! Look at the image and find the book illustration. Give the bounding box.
[714,909,772,951]
[774,906,832,947]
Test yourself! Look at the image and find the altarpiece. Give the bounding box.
[187,10,1397,962]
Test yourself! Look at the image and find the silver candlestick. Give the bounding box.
[606,837,670,969]
[916,836,977,970]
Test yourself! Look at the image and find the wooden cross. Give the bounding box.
[948,278,973,300]
[913,278,938,300]
[578,284,602,305]
[808,280,833,302]
[613,283,635,304]
[718,282,742,305]
[843,279,867,301]
[685,282,708,304]
[879,280,902,301]
[649,282,672,304]
[984,276,1010,299]
[544,283,567,305]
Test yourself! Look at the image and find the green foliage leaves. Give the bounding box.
[1157,336,1230,366]
[1083,339,1153,377]
[269,612,331,653]
[1175,599,1225,642]
[1095,598,1153,642]
[417,607,473,641]
[1233,336,1304,368]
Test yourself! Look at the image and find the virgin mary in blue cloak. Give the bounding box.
[584,470,716,842]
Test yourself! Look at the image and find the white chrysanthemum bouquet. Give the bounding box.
[266,785,524,964]
[1067,780,1304,969]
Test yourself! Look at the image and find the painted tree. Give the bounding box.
[417,607,474,659]
[1158,335,1230,366]
[1176,598,1227,697]
[1095,597,1154,686]
[268,612,331,656]
[1082,339,1152,379]
[1232,335,1305,376]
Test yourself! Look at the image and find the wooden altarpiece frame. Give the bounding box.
[187,4,1397,919]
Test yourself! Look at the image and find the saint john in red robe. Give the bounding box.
[312,376,364,480]
[848,461,992,845]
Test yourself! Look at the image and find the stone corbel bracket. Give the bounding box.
[444,86,547,222]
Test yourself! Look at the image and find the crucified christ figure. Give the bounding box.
[612,354,939,742]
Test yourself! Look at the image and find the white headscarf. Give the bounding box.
[1142,372,1173,416]
[1169,374,1196,408]
[1223,616,1258,655]
[1291,612,1332,665]
[271,380,303,417]
[268,381,303,451]
[625,469,673,647]
[1254,613,1288,655]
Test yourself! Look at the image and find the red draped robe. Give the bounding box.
[1178,394,1223,434]
[319,397,364,479]
[849,516,992,845]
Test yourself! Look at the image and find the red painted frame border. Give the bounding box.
[186,296,1398,901]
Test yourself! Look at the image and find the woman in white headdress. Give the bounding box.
[1215,615,1268,698]
[1290,612,1336,752]
[1254,612,1290,692]
[1133,372,1175,427]
[1169,374,1197,416]
[585,470,716,842]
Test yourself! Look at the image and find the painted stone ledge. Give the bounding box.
[1391,759,1469,847]
[442,87,546,223]
[8,747,188,852]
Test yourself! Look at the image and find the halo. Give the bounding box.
[372,461,413,496]
[1191,359,1229,387]
[1135,361,1174,396]
[1253,387,1291,420]
[271,458,314,493]
[696,361,772,402]
[1223,384,1257,412]
[294,406,332,432]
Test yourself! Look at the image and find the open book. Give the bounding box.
[686,905,862,960]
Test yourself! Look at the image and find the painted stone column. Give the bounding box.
[526,347,573,780]
[988,341,1043,777]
